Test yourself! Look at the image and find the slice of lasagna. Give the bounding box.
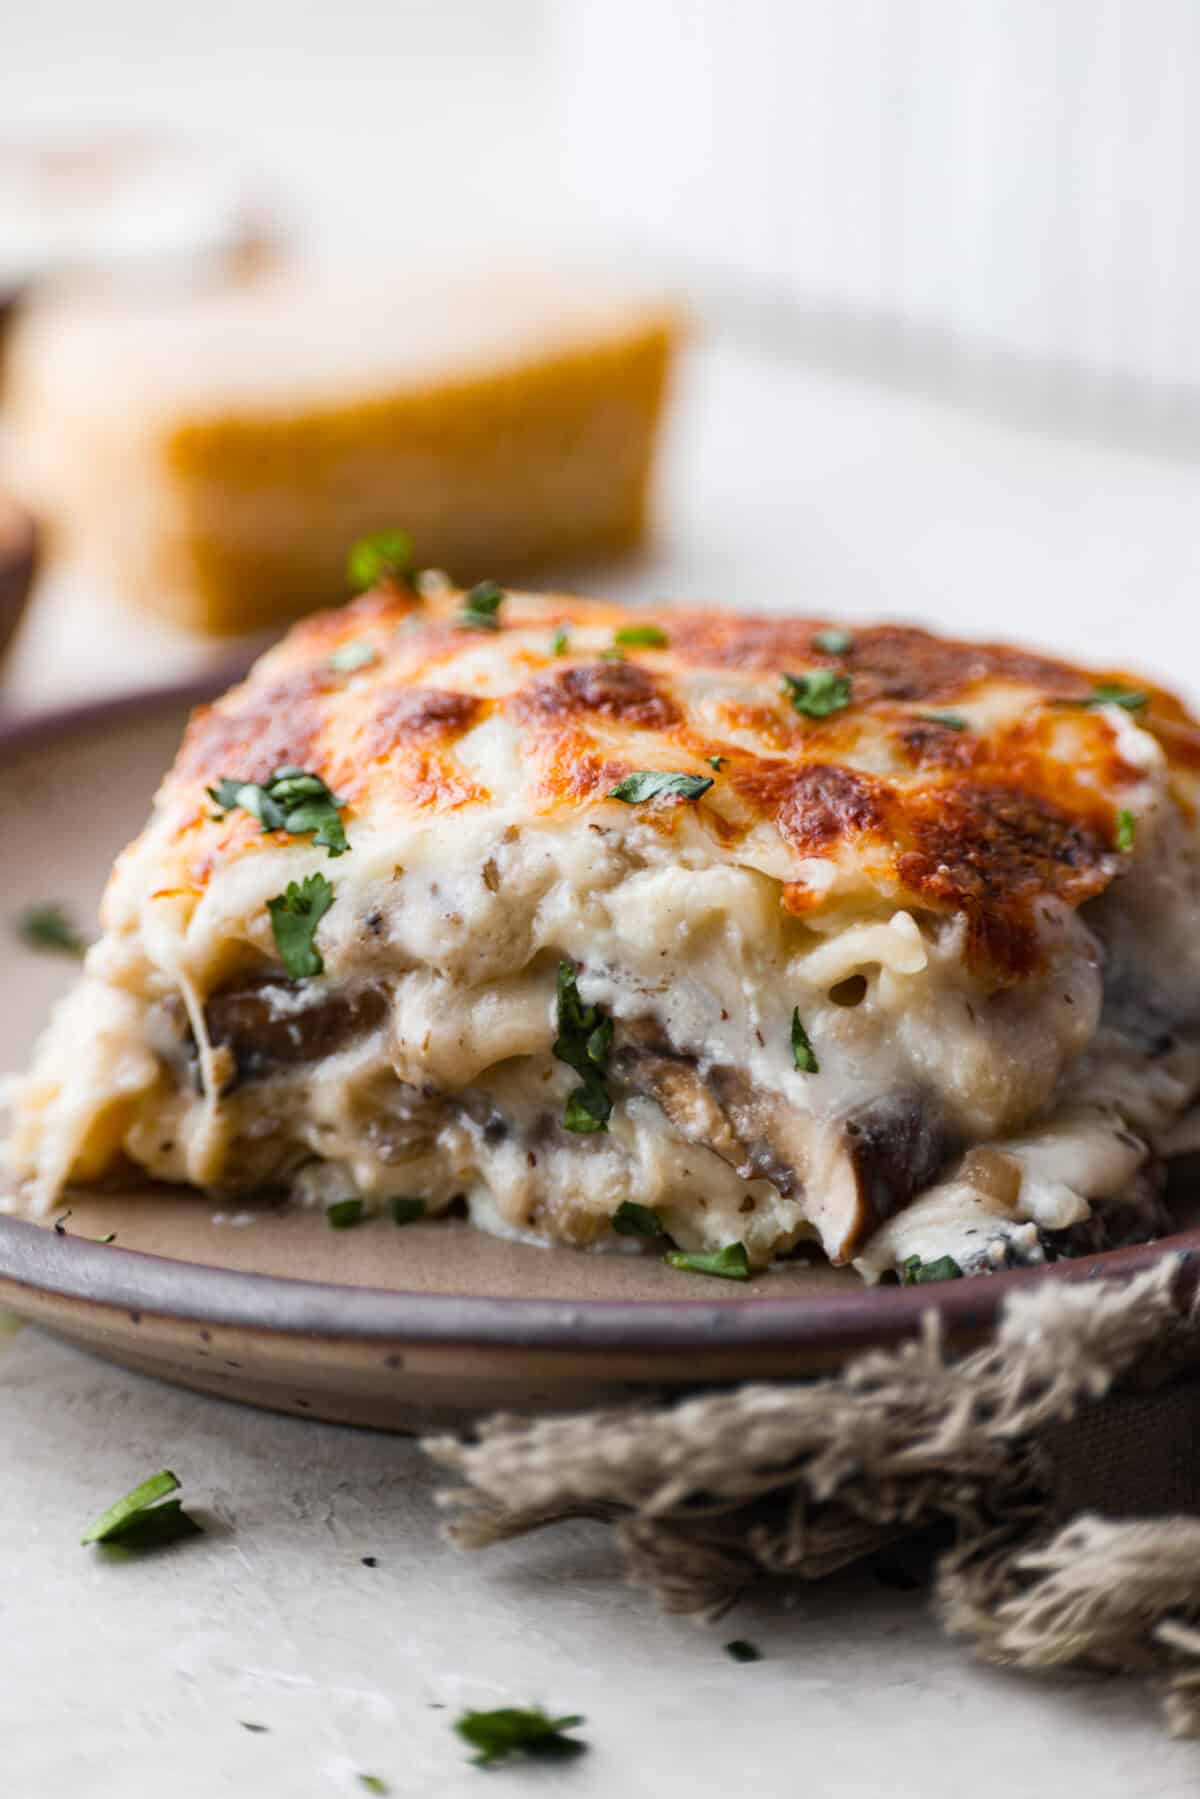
[9,578,1200,1282]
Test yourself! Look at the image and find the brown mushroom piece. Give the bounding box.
[810,1090,951,1263]
[204,978,389,1085]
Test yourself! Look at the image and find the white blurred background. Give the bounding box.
[4,0,1200,699]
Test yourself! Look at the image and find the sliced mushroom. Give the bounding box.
[154,977,389,1092]
[612,1026,799,1193]
[810,1090,950,1264]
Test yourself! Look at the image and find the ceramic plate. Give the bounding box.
[1,684,1196,1430]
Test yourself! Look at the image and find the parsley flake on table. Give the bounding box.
[454,1706,587,1769]
[1116,808,1136,853]
[17,902,87,958]
[613,1201,664,1238]
[208,767,348,858]
[782,668,853,718]
[81,1469,202,1551]
[666,1242,751,1281]
[267,873,335,980]
[347,529,414,592]
[457,580,505,630]
[329,639,379,674]
[791,1009,819,1074]
[607,770,713,804]
[813,628,854,655]
[553,962,613,1134]
[901,1254,963,1284]
[613,623,669,649]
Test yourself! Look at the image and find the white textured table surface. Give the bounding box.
[5,341,1200,1795]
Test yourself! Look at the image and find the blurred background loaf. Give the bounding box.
[4,269,677,633]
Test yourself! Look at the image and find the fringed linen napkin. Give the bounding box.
[426,1259,1200,1737]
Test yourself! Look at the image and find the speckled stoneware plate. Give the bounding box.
[2,683,1198,1431]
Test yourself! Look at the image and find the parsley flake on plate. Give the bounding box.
[607,770,713,804]
[613,1201,664,1238]
[813,628,854,655]
[454,1707,587,1769]
[267,872,335,980]
[17,902,87,957]
[725,1640,763,1663]
[81,1469,202,1551]
[613,623,669,649]
[791,1009,819,1074]
[901,1254,963,1285]
[209,767,348,858]
[347,529,414,592]
[329,639,379,674]
[781,668,853,718]
[457,580,505,631]
[550,625,570,656]
[357,1778,390,1795]
[666,1242,751,1281]
[1116,808,1136,853]
[553,962,613,1134]
[389,1197,426,1226]
[327,1198,366,1230]
[920,712,969,731]
[707,755,728,771]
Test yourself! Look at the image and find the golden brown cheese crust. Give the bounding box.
[166,583,1197,982]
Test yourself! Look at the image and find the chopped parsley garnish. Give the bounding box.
[457,580,505,631]
[613,623,669,649]
[389,1197,426,1226]
[551,626,570,656]
[454,1707,587,1769]
[901,1254,963,1285]
[357,1778,390,1795]
[1116,808,1136,852]
[707,755,728,771]
[813,628,854,655]
[327,1198,366,1230]
[553,961,613,1134]
[267,872,335,980]
[52,1212,116,1244]
[607,770,714,804]
[330,639,379,674]
[613,1201,664,1238]
[725,1640,763,1663]
[347,529,414,592]
[791,1010,819,1074]
[209,767,348,858]
[81,1470,202,1550]
[920,712,968,731]
[666,1243,751,1281]
[782,669,853,719]
[17,902,87,957]
[1060,684,1149,713]
[240,1722,270,1734]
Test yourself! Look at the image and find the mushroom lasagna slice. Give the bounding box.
[9,582,1200,1281]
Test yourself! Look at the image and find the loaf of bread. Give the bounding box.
[3,266,678,634]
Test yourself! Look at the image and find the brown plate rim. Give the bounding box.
[3,676,1199,1360]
